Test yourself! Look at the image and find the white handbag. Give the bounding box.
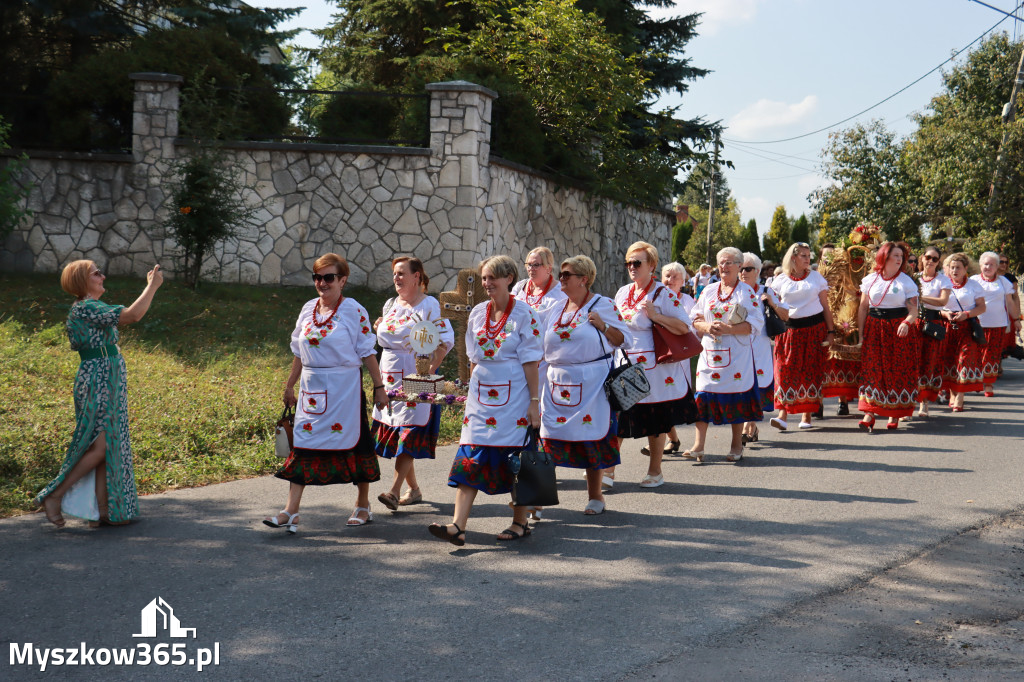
[275,406,294,458]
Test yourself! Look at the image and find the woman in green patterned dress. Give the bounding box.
[35,260,163,528]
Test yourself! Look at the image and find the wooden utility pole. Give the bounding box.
[986,43,1024,227]
[706,132,721,266]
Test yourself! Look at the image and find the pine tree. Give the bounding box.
[738,218,761,257]
[762,205,791,264]
[790,214,811,247]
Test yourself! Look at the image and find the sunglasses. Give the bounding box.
[793,242,810,249]
[625,260,645,268]
[558,271,581,280]
[312,273,341,283]
[740,266,756,273]
[1000,260,1009,265]
[923,255,939,262]
[907,258,918,263]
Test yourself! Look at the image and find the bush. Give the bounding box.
[0,116,31,240]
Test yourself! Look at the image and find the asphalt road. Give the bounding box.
[2,364,1022,681]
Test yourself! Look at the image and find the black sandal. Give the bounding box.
[497,521,531,542]
[428,522,465,546]
[664,439,681,454]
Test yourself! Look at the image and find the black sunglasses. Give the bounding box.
[558,271,581,280]
[312,273,341,283]
[923,255,939,262]
[907,258,918,263]
[625,259,644,268]
[740,266,756,273]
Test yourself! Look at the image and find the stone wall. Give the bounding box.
[1,74,673,294]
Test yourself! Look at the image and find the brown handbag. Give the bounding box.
[650,286,702,363]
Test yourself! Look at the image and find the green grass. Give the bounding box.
[0,273,464,518]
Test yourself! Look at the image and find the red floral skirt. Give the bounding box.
[822,356,860,401]
[371,406,441,460]
[541,414,620,470]
[275,399,380,486]
[980,327,1007,384]
[917,319,947,402]
[857,316,920,418]
[695,387,763,425]
[941,321,984,393]
[773,320,827,413]
[448,445,517,495]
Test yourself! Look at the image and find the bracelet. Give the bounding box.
[826,330,835,334]
[373,384,385,390]
[530,397,540,402]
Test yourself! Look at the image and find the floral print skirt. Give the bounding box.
[448,445,517,495]
[541,414,620,470]
[857,316,920,418]
[941,322,984,393]
[371,405,442,460]
[276,401,380,486]
[773,321,827,413]
[695,387,764,425]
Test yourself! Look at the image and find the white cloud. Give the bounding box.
[797,174,825,197]
[728,95,819,138]
[737,195,775,225]
[658,0,763,36]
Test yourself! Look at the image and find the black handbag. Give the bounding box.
[763,296,787,339]
[510,429,559,508]
[920,309,946,341]
[968,317,987,345]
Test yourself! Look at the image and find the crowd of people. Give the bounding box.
[35,240,1022,545]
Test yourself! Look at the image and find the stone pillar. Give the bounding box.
[127,72,183,274]
[425,81,498,271]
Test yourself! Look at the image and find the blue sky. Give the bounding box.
[255,0,1024,238]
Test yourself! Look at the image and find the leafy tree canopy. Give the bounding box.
[762,204,790,264]
[683,197,743,269]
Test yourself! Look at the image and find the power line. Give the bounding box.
[726,140,820,164]
[727,145,818,173]
[724,12,1014,145]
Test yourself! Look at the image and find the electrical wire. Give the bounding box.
[723,12,1015,145]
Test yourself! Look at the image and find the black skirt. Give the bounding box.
[617,395,698,438]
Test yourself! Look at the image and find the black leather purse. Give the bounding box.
[510,429,559,508]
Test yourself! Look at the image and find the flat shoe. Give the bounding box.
[496,521,531,541]
[770,417,787,431]
[346,507,373,526]
[798,421,812,429]
[398,488,422,505]
[639,473,664,488]
[377,491,399,511]
[428,522,465,546]
[583,499,605,515]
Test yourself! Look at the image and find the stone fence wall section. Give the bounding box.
[1,73,673,295]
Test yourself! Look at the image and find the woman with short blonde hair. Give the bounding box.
[512,247,566,315]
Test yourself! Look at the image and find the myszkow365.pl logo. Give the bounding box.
[9,597,220,672]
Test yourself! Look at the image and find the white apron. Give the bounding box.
[293,366,362,450]
[541,360,612,441]
[461,358,532,446]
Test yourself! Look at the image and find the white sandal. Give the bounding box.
[347,507,373,527]
[263,510,299,534]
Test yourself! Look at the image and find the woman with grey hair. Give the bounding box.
[740,251,788,443]
[428,255,543,544]
[661,262,696,317]
[971,251,1021,396]
[512,246,567,315]
[686,247,765,462]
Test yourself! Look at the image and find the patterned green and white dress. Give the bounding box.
[34,299,138,523]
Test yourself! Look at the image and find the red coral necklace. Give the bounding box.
[717,281,737,301]
[554,293,592,329]
[525,276,554,307]
[790,269,809,282]
[313,296,343,327]
[625,278,654,309]
[484,297,515,339]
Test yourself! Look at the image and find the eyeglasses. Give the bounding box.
[999,260,1009,265]
[524,262,544,269]
[625,260,644,269]
[312,273,340,283]
[90,270,103,277]
[558,271,581,280]
[923,255,939,262]
[717,261,737,268]
[740,266,756,273]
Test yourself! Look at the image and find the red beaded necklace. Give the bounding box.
[952,277,967,289]
[981,273,997,283]
[553,294,592,329]
[312,296,343,327]
[624,278,654,309]
[484,297,515,339]
[525,275,554,307]
[717,280,737,301]
[790,269,809,282]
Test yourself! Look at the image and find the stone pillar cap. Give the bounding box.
[129,73,184,83]
[425,81,498,99]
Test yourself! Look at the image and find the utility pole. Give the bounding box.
[706,132,721,266]
[986,42,1024,228]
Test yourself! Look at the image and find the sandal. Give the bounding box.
[583,499,605,515]
[726,449,744,463]
[38,496,65,529]
[428,522,466,546]
[377,491,400,511]
[398,488,422,506]
[263,510,299,534]
[681,449,704,463]
[346,507,373,526]
[601,475,614,491]
[496,521,531,541]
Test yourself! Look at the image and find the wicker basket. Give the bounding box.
[403,374,443,395]
[829,343,862,362]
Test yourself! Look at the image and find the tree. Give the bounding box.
[790,213,811,247]
[810,120,920,246]
[0,116,31,240]
[683,197,744,268]
[670,219,694,266]
[738,218,760,257]
[762,205,791,264]
[677,162,732,211]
